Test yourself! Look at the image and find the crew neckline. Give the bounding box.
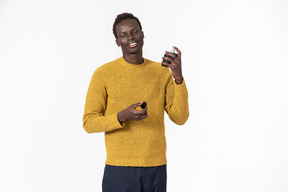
[119,57,150,69]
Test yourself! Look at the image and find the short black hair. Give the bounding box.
[113,12,142,39]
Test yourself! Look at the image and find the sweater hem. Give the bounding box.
[105,160,167,167]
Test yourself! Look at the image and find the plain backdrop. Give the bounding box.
[0,0,288,191]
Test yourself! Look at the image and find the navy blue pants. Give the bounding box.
[102,164,167,192]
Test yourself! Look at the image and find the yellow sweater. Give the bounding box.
[83,57,189,167]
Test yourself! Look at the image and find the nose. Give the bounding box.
[127,33,135,40]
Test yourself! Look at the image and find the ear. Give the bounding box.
[116,38,120,46]
[142,31,144,39]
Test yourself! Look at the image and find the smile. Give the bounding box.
[128,42,138,48]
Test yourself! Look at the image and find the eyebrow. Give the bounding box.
[119,27,139,33]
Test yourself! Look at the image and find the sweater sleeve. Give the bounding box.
[83,68,125,133]
[164,73,189,125]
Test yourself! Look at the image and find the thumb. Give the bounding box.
[132,102,142,109]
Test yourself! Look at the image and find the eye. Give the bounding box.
[120,33,126,38]
[133,29,139,34]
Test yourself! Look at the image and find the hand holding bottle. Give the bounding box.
[162,46,183,84]
[117,101,148,123]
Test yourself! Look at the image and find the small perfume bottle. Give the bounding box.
[162,47,178,67]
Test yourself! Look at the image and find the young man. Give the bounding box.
[83,13,189,192]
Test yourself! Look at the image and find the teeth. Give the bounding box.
[129,42,137,47]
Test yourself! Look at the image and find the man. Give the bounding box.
[83,12,189,192]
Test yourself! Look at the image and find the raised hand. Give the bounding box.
[161,46,183,84]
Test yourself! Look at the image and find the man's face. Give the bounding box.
[115,19,144,55]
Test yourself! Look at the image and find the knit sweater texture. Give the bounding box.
[83,57,189,167]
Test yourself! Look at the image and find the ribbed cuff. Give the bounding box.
[113,113,125,128]
[174,78,188,97]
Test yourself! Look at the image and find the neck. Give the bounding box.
[123,51,143,64]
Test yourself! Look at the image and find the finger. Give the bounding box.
[172,46,181,57]
[161,61,169,67]
[164,52,177,60]
[140,115,148,119]
[141,108,148,115]
[162,56,173,64]
[165,51,180,66]
[132,102,142,109]
[164,54,181,67]
[133,109,147,115]
[141,106,148,114]
[162,61,174,70]
[136,115,148,121]
[163,56,179,67]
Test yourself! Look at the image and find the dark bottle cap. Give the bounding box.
[141,102,147,109]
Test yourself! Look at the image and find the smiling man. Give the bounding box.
[83,13,189,192]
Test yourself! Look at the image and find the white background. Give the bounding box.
[0,0,288,191]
